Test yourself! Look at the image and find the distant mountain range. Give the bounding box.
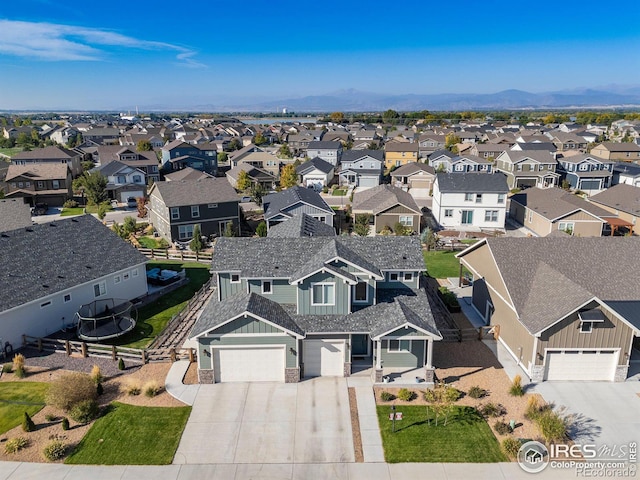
[184,87,640,113]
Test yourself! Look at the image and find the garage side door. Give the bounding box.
[213,346,285,382]
[544,350,618,381]
[303,340,345,377]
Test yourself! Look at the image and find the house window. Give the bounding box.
[171,207,180,220]
[208,203,218,209]
[191,205,200,218]
[580,322,593,333]
[444,209,453,218]
[52,180,60,189]
[132,175,142,183]
[517,164,523,171]
[484,210,499,222]
[94,281,106,298]
[399,216,413,226]
[262,280,272,294]
[25,182,30,187]
[114,275,121,284]
[178,224,198,240]
[403,272,413,281]
[40,301,51,308]
[63,294,71,303]
[528,211,533,223]
[230,274,240,284]
[354,281,368,303]
[132,268,138,277]
[387,339,410,352]
[454,164,464,172]
[464,193,473,201]
[117,175,126,184]
[312,283,335,305]
[313,215,326,223]
[461,210,474,224]
[475,194,483,203]
[579,163,589,171]
[18,182,23,188]
[123,272,130,281]
[37,181,44,188]
[388,272,399,282]
[558,222,574,235]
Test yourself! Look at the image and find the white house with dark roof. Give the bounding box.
[0,215,148,350]
[338,150,384,188]
[432,172,509,230]
[98,160,146,203]
[304,141,343,166]
[295,157,334,189]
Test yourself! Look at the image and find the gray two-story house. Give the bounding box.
[148,178,240,242]
[557,154,613,195]
[263,186,335,230]
[305,141,343,167]
[161,140,218,175]
[494,150,560,189]
[338,150,384,187]
[189,235,442,383]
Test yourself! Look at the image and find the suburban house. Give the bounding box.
[96,146,160,183]
[164,167,214,182]
[267,213,337,238]
[97,160,146,204]
[494,150,560,189]
[296,157,335,189]
[352,184,422,234]
[263,186,335,230]
[470,143,509,161]
[189,236,442,383]
[431,172,509,230]
[428,151,493,174]
[82,127,120,145]
[509,187,614,237]
[557,154,613,195]
[390,162,435,196]
[230,151,284,177]
[161,140,218,175]
[11,146,83,177]
[613,162,640,187]
[304,141,343,167]
[457,237,640,382]
[148,178,240,242]
[226,165,276,191]
[0,198,32,232]
[590,142,640,161]
[418,134,446,158]
[5,163,72,207]
[384,141,419,169]
[0,215,148,350]
[337,150,384,188]
[545,131,588,152]
[589,184,640,235]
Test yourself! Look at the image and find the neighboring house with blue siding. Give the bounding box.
[160,140,218,175]
[556,154,613,195]
[263,186,335,230]
[189,236,442,383]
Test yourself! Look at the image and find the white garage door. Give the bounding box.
[120,191,144,202]
[213,346,285,382]
[303,340,345,377]
[544,350,618,381]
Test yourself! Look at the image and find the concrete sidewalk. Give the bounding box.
[347,376,384,463]
[165,359,199,406]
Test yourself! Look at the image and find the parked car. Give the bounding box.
[240,196,252,203]
[127,197,137,208]
[30,203,48,216]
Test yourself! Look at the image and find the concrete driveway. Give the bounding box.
[173,377,354,465]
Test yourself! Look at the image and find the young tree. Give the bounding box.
[251,183,265,206]
[236,169,252,191]
[255,221,267,237]
[122,216,138,237]
[217,151,228,163]
[190,225,203,252]
[354,214,371,236]
[394,222,409,236]
[223,222,235,237]
[136,139,152,151]
[278,143,292,159]
[227,138,241,151]
[279,164,298,189]
[253,132,268,146]
[74,171,108,205]
[445,133,461,152]
[330,112,345,123]
[136,197,147,218]
[421,227,438,251]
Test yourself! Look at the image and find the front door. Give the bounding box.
[351,334,369,356]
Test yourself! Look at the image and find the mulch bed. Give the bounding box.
[348,387,364,463]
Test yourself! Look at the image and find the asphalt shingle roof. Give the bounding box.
[589,184,640,216]
[510,187,613,221]
[296,157,334,175]
[6,163,68,181]
[12,146,77,160]
[0,215,148,313]
[435,172,509,193]
[351,184,420,214]
[341,150,384,163]
[263,186,333,220]
[0,199,32,233]
[152,178,239,207]
[267,214,336,238]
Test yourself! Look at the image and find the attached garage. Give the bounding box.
[303,339,345,377]
[543,349,618,381]
[213,345,285,382]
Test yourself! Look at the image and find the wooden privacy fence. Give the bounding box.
[22,335,196,365]
[136,247,212,264]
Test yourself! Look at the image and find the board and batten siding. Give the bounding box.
[198,335,297,370]
[247,279,296,304]
[298,271,350,315]
[210,315,283,335]
[218,273,245,299]
[282,204,334,227]
[332,261,376,307]
[377,271,420,290]
[380,339,425,368]
[537,302,634,367]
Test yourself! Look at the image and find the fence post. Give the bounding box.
[22,334,27,348]
[141,349,147,363]
[189,348,195,363]
[65,340,71,356]
[170,348,177,362]
[37,338,43,352]
[112,345,117,361]
[81,342,87,357]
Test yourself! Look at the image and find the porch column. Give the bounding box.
[376,340,382,369]
[458,262,463,287]
[426,337,434,369]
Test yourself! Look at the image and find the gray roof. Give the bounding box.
[560,154,610,165]
[12,146,77,160]
[212,236,425,279]
[596,142,640,153]
[499,150,556,164]
[267,214,336,238]
[296,157,334,175]
[589,183,640,216]
[0,199,33,233]
[341,150,384,163]
[98,160,144,177]
[435,172,509,193]
[510,187,613,221]
[479,237,640,334]
[352,184,420,214]
[263,186,333,220]
[307,141,342,150]
[190,292,304,338]
[0,215,148,313]
[390,162,435,177]
[164,167,214,182]
[613,162,640,177]
[151,178,239,207]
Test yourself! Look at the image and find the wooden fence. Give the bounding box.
[136,247,212,264]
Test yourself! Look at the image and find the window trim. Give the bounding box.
[191,205,200,218]
[399,215,413,226]
[387,339,411,353]
[444,209,453,218]
[580,321,593,334]
[353,281,369,303]
[388,272,399,282]
[403,272,413,282]
[63,294,72,303]
[114,275,121,284]
[94,281,106,298]
[261,280,273,294]
[170,207,180,220]
[230,274,240,284]
[311,282,335,306]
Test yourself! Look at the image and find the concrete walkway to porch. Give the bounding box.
[346,375,385,463]
[165,359,200,406]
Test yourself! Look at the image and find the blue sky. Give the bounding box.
[0,0,639,110]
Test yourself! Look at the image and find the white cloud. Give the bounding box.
[0,19,205,67]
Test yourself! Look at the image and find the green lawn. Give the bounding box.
[332,189,347,196]
[377,405,507,463]
[60,207,85,216]
[108,261,211,348]
[0,147,24,158]
[137,236,164,249]
[85,203,113,214]
[65,402,191,465]
[423,250,468,279]
[0,382,49,434]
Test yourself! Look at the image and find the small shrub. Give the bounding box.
[45,414,57,422]
[4,437,29,454]
[494,420,512,435]
[12,353,26,378]
[524,396,548,420]
[468,386,487,399]
[125,380,141,396]
[90,365,103,384]
[61,417,69,431]
[2,363,12,373]
[380,391,395,402]
[537,409,568,443]
[22,412,36,432]
[46,372,97,411]
[63,199,78,208]
[143,380,161,398]
[502,438,522,458]
[397,388,415,402]
[118,358,125,370]
[479,402,507,418]
[69,399,99,424]
[42,440,66,461]
[509,374,524,397]
[96,382,104,396]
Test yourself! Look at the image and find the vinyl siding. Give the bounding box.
[298,271,350,315]
[218,273,246,299]
[210,315,283,335]
[380,338,425,368]
[460,244,511,302]
[198,335,297,369]
[377,271,420,290]
[281,204,334,227]
[247,279,296,304]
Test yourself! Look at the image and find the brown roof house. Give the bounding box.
[457,237,640,382]
[590,142,640,161]
[5,163,72,207]
[588,183,640,235]
[352,184,422,235]
[12,146,83,177]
